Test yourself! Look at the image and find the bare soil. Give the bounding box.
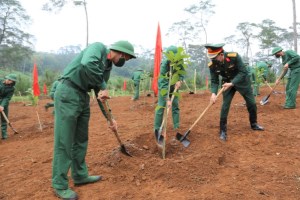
[1,85,300,200]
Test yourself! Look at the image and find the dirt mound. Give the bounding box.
[0,85,299,200]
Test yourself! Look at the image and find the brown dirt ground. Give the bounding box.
[0,85,300,200]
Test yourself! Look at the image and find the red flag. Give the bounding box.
[43,83,48,95]
[123,80,127,91]
[152,22,162,96]
[32,63,40,96]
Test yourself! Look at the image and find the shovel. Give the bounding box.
[1,111,19,134]
[176,87,224,147]
[102,100,132,157]
[183,80,194,94]
[260,68,287,106]
[155,87,178,146]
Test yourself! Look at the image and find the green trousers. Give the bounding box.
[221,86,257,124]
[52,83,90,190]
[133,81,140,100]
[154,89,180,130]
[0,105,8,139]
[285,68,300,107]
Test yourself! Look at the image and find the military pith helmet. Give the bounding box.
[166,45,178,54]
[271,47,283,55]
[5,74,17,82]
[204,43,225,59]
[110,40,136,58]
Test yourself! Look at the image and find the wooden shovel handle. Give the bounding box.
[1,111,10,124]
[102,100,124,145]
[189,87,225,131]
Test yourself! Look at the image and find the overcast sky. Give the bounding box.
[20,0,299,53]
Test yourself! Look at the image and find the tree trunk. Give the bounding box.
[292,0,298,52]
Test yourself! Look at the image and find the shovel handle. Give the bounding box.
[188,87,225,131]
[1,111,18,134]
[1,111,10,124]
[268,68,287,94]
[102,100,124,145]
[183,80,192,91]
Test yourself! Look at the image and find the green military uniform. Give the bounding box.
[272,47,300,109]
[205,43,263,141]
[44,79,60,111]
[251,61,272,96]
[52,41,135,199]
[0,74,17,139]
[245,63,258,96]
[131,69,143,100]
[154,46,185,133]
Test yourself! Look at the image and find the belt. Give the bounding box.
[61,79,86,94]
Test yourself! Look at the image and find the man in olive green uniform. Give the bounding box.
[252,61,272,96]
[272,47,300,109]
[44,78,61,112]
[205,44,264,141]
[131,68,143,100]
[52,41,136,200]
[0,74,17,140]
[154,46,184,144]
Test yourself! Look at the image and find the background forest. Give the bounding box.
[0,0,299,96]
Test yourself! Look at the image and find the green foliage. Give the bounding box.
[15,74,31,95]
[155,46,190,111]
[0,0,34,69]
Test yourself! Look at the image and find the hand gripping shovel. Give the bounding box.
[102,100,132,157]
[183,80,194,94]
[176,87,224,147]
[1,111,19,134]
[155,87,178,147]
[260,68,287,106]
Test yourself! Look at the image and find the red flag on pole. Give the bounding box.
[123,80,127,91]
[152,22,162,97]
[32,63,40,96]
[43,83,48,95]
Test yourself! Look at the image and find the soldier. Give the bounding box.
[154,46,185,145]
[271,47,300,109]
[0,74,17,140]
[131,68,143,100]
[44,77,61,112]
[252,61,272,96]
[52,41,136,200]
[204,43,264,141]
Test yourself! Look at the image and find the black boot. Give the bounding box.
[219,119,227,141]
[251,123,264,131]
[249,110,264,131]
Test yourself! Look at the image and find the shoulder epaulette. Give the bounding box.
[227,52,237,57]
[208,61,213,68]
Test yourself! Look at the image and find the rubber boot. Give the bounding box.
[219,119,227,141]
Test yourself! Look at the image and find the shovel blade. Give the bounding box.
[176,131,191,147]
[9,124,18,134]
[260,95,270,105]
[120,144,132,157]
[154,130,164,148]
